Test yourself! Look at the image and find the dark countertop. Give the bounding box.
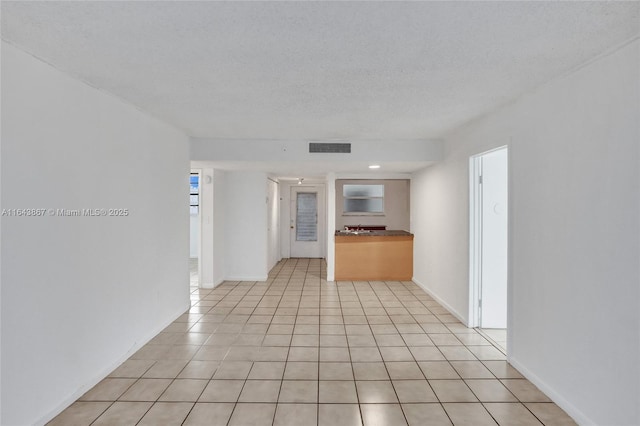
[335,230,413,237]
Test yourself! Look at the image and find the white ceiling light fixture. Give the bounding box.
[369,164,381,169]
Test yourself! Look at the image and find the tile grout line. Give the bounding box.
[52,259,572,426]
[369,279,428,426]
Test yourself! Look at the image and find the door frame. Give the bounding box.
[280,181,327,259]
[290,184,326,258]
[468,145,509,328]
[190,168,202,287]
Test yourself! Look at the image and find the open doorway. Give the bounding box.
[469,146,508,352]
[189,171,200,287]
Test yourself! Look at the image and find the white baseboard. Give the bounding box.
[508,357,592,426]
[225,275,268,282]
[36,301,190,426]
[200,277,224,289]
[411,278,594,426]
[412,277,468,325]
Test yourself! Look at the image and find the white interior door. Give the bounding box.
[479,147,508,328]
[290,186,325,258]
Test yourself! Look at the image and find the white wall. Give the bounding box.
[279,181,293,260]
[335,179,410,231]
[411,151,471,321]
[191,168,269,285]
[198,168,214,288]
[267,179,280,270]
[212,169,227,286]
[411,39,639,425]
[0,42,190,426]
[222,171,269,281]
[190,215,199,257]
[326,173,336,281]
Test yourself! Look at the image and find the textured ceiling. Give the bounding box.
[1,1,639,141]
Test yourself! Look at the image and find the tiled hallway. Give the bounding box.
[49,259,576,426]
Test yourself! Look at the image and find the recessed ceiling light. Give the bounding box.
[369,164,381,169]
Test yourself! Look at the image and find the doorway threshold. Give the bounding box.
[476,327,507,355]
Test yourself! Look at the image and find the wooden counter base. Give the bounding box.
[335,235,413,281]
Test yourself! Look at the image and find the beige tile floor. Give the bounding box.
[49,258,576,426]
[478,329,507,354]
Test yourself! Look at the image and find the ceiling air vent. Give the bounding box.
[309,142,351,153]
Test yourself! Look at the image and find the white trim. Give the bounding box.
[201,277,225,289]
[468,145,509,329]
[225,275,269,282]
[509,356,592,426]
[35,301,191,426]
[506,140,515,357]
[267,178,281,271]
[289,184,326,259]
[412,277,467,325]
[468,156,482,328]
[326,173,336,281]
[279,182,291,259]
[197,167,216,289]
[196,169,203,288]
